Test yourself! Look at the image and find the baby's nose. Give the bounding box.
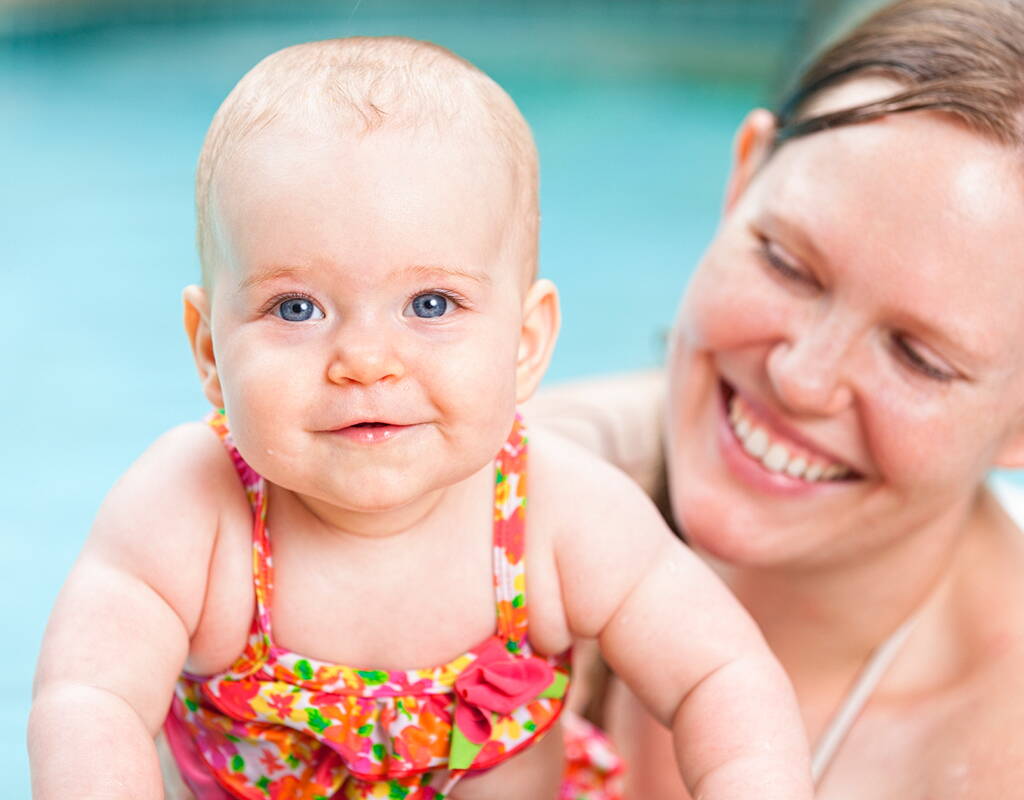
[326,328,405,386]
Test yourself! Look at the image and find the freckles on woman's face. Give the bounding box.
[665,107,1024,569]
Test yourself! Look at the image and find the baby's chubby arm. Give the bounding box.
[29,423,234,799]
[530,427,813,799]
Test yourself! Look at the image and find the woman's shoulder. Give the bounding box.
[924,480,1024,794]
[923,641,1024,797]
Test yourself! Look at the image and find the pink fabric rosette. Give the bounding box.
[447,639,566,771]
[454,641,555,744]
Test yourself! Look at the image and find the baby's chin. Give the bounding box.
[299,470,441,510]
[280,461,485,528]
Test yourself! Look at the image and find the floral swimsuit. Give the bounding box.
[162,412,572,799]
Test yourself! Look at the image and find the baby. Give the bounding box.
[29,38,812,800]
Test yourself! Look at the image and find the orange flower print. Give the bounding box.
[212,678,261,719]
[267,692,296,720]
[260,747,285,774]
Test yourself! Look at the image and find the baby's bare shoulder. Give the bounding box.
[86,421,248,632]
[525,423,681,598]
[96,422,237,537]
[520,421,681,652]
[526,422,666,532]
[523,370,666,495]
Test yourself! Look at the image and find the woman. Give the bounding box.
[534,0,1024,796]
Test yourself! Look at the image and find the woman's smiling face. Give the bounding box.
[667,82,1024,569]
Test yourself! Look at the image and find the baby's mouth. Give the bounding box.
[723,385,859,483]
[328,420,416,443]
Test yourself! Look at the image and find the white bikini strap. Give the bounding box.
[810,609,922,784]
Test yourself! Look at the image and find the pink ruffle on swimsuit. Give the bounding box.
[163,411,572,799]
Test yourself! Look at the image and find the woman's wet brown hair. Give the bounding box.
[774,0,1024,149]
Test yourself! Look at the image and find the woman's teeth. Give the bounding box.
[728,394,852,482]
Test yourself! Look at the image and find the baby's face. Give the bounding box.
[201,123,534,514]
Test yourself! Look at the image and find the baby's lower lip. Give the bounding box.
[331,423,413,444]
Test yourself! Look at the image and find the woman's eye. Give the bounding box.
[893,335,955,382]
[406,292,450,319]
[276,298,324,322]
[760,239,814,286]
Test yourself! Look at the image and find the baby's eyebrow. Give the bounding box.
[237,265,309,291]
[237,263,493,291]
[401,264,492,286]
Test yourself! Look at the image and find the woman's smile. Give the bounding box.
[717,379,859,496]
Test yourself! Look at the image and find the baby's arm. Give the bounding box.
[29,424,228,799]
[534,430,813,799]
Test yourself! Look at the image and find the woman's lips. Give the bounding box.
[718,382,859,493]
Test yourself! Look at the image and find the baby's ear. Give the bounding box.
[183,285,224,409]
[723,108,776,214]
[515,278,560,403]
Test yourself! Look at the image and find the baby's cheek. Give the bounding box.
[439,339,518,434]
[216,348,304,449]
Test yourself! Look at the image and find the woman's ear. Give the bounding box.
[515,278,561,404]
[723,108,777,214]
[183,285,224,409]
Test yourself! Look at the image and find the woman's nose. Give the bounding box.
[766,318,856,417]
[326,323,405,386]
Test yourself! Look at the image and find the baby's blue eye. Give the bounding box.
[408,293,449,319]
[276,298,323,322]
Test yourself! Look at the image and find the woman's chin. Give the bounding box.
[671,483,821,570]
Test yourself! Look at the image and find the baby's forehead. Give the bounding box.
[207,123,534,293]
[225,115,509,174]
[213,120,520,227]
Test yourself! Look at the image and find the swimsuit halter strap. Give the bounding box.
[810,604,924,785]
[492,414,530,651]
[205,411,275,642]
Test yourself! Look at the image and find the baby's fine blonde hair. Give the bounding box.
[195,36,539,286]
